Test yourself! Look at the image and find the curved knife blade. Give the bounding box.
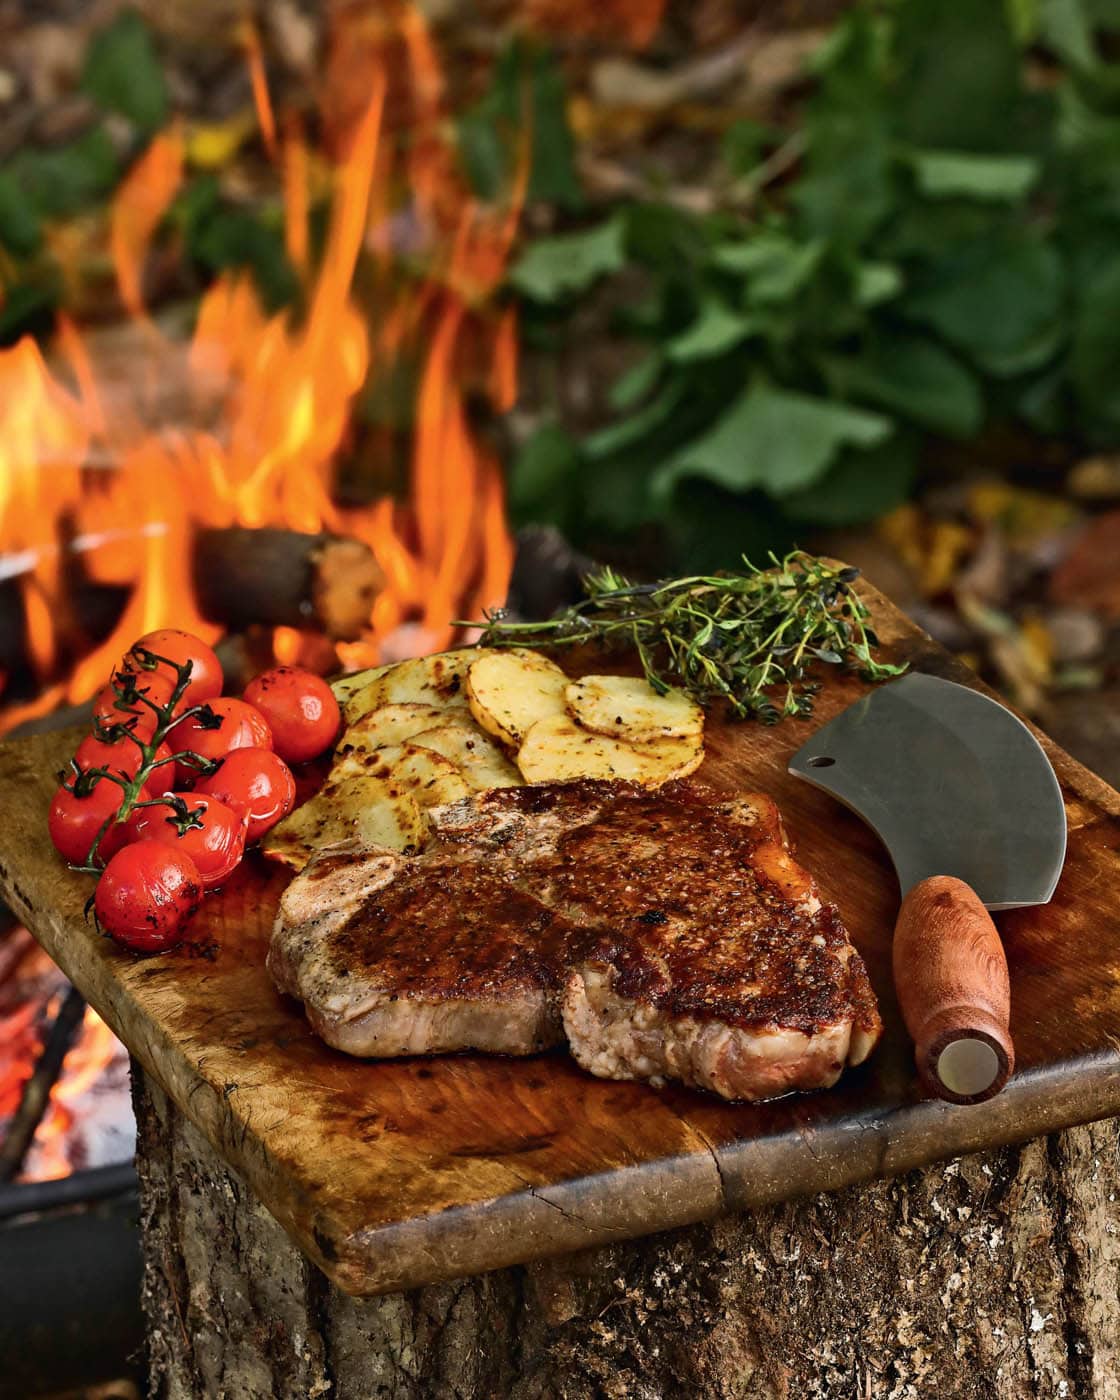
[788,673,1066,910]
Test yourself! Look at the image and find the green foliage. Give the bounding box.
[459,38,581,209]
[509,215,625,300]
[173,177,298,311]
[508,0,1120,567]
[81,9,168,134]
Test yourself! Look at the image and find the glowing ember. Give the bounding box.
[0,1,522,729]
[0,930,132,1183]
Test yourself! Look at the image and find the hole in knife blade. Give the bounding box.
[807,756,836,768]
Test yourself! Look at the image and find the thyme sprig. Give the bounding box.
[471,552,906,723]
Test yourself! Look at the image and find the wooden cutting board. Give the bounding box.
[3,581,1120,1297]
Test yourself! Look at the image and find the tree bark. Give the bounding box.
[133,1065,1120,1400]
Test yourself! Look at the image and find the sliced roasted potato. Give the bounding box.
[333,742,471,808]
[330,665,391,721]
[394,744,473,808]
[408,724,522,791]
[343,650,487,724]
[516,714,704,786]
[466,649,569,747]
[340,702,457,755]
[565,674,704,744]
[262,775,427,869]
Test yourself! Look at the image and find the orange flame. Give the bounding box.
[0,1,525,726]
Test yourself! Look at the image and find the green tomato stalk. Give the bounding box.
[59,647,225,875]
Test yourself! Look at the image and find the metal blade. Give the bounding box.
[788,673,1066,909]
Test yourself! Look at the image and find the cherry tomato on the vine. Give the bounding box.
[243,667,340,764]
[48,778,151,866]
[195,747,296,842]
[94,841,202,953]
[74,730,172,780]
[128,629,223,709]
[172,697,272,785]
[93,670,182,739]
[124,792,246,888]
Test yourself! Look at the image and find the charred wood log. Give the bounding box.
[193,527,383,639]
[0,527,385,684]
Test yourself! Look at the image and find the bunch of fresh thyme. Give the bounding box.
[473,552,906,722]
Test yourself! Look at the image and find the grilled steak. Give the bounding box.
[268,780,882,1100]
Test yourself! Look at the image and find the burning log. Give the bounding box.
[0,526,385,686]
[193,527,384,640]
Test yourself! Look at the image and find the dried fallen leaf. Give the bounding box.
[1050,510,1120,620]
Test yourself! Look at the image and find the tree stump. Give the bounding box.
[133,1067,1120,1400]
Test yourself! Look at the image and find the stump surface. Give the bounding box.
[135,1069,1120,1400]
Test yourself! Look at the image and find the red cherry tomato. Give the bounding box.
[94,841,202,953]
[243,667,340,764]
[49,778,151,866]
[74,731,172,780]
[171,697,272,785]
[124,792,246,888]
[127,629,223,708]
[195,747,296,842]
[93,670,181,740]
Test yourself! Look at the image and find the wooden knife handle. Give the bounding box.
[893,876,1014,1104]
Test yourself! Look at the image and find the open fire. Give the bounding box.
[0,1,520,736]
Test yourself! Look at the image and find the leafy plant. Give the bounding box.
[507,0,1120,567]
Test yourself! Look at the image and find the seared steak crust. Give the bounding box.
[269,779,882,1100]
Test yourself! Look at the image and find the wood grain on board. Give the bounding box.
[2,581,1120,1296]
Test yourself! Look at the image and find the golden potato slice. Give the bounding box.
[340,702,456,755]
[565,674,704,744]
[394,745,473,808]
[516,715,704,786]
[342,651,485,724]
[333,743,471,808]
[330,665,390,722]
[466,649,569,747]
[408,724,522,791]
[261,775,427,870]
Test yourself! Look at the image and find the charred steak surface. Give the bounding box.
[268,780,882,1100]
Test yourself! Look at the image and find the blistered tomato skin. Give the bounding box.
[125,793,247,888]
[171,697,273,785]
[128,629,223,708]
[243,667,340,764]
[48,780,151,866]
[74,731,172,780]
[195,747,296,842]
[94,841,202,953]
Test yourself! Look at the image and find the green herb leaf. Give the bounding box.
[509,423,581,524]
[781,435,918,525]
[608,353,663,410]
[907,150,1040,201]
[82,11,168,134]
[666,298,758,361]
[0,172,41,255]
[820,332,983,436]
[509,215,626,302]
[902,233,1065,377]
[654,381,892,501]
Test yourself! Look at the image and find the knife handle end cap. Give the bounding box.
[893,875,1015,1105]
[919,1011,1013,1104]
